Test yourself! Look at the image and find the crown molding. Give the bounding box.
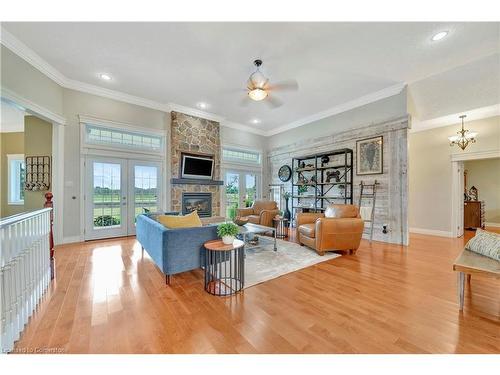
[1,26,406,138]
[221,120,267,136]
[65,78,168,112]
[265,83,406,136]
[1,28,67,86]
[450,149,500,162]
[1,86,67,125]
[410,104,500,133]
[168,103,223,123]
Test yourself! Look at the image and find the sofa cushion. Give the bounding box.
[247,215,261,224]
[325,204,359,218]
[465,229,500,261]
[298,223,316,238]
[157,211,202,229]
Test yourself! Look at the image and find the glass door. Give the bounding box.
[85,157,128,240]
[128,161,162,235]
[85,157,163,239]
[224,170,259,220]
[244,173,257,207]
[225,172,240,219]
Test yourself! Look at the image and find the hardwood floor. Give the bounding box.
[12,228,500,354]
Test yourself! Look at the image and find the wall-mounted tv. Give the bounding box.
[181,154,214,179]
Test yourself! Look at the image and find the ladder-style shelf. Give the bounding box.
[358,180,380,242]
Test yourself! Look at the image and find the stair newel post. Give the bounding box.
[44,192,55,279]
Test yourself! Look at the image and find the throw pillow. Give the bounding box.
[464,229,500,261]
[157,210,202,229]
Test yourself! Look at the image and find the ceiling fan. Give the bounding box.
[242,59,298,108]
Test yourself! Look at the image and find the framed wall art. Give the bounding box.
[356,136,383,175]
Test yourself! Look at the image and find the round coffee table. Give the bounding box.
[204,239,245,296]
[273,216,289,239]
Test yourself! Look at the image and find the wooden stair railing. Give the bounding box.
[0,208,53,352]
[44,192,55,279]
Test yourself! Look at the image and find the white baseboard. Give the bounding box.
[485,222,500,228]
[62,235,84,244]
[409,227,454,238]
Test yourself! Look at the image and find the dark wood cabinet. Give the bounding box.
[464,201,484,229]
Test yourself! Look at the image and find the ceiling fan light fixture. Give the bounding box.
[248,88,268,101]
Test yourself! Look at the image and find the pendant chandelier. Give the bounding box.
[448,115,478,150]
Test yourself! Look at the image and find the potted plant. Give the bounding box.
[217,222,239,245]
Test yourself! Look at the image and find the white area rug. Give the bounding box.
[243,238,341,288]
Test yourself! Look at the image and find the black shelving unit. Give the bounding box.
[291,148,353,225]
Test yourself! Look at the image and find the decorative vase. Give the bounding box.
[283,197,291,226]
[222,235,235,245]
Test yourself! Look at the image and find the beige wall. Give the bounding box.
[464,158,500,224]
[0,132,25,217]
[409,116,500,234]
[24,116,53,211]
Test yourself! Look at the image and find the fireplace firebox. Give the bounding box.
[182,192,212,217]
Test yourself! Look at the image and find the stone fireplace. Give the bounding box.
[170,111,222,217]
[182,192,212,217]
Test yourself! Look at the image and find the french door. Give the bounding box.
[85,156,162,240]
[224,170,258,219]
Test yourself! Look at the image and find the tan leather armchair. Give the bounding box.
[236,200,280,228]
[296,204,364,255]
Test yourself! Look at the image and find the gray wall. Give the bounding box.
[267,89,408,150]
[1,46,64,116]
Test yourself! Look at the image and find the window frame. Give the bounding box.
[222,146,262,166]
[80,116,165,157]
[7,154,25,205]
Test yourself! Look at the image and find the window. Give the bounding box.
[8,154,25,205]
[84,124,163,153]
[222,147,261,165]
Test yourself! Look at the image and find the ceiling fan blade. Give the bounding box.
[221,87,248,94]
[268,79,299,92]
[265,95,283,109]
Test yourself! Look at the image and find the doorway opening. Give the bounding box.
[451,151,500,237]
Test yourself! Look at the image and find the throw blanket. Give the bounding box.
[360,206,372,221]
[465,229,500,261]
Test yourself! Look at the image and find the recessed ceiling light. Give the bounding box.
[197,102,208,109]
[250,119,261,124]
[431,31,448,41]
[99,73,112,81]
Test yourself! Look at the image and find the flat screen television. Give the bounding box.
[181,154,214,179]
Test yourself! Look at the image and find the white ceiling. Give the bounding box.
[0,100,25,133]
[2,22,499,133]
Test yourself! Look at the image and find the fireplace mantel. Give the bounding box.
[171,178,224,186]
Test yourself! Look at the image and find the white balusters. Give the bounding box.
[0,208,52,354]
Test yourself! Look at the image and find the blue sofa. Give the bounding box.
[136,214,219,285]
